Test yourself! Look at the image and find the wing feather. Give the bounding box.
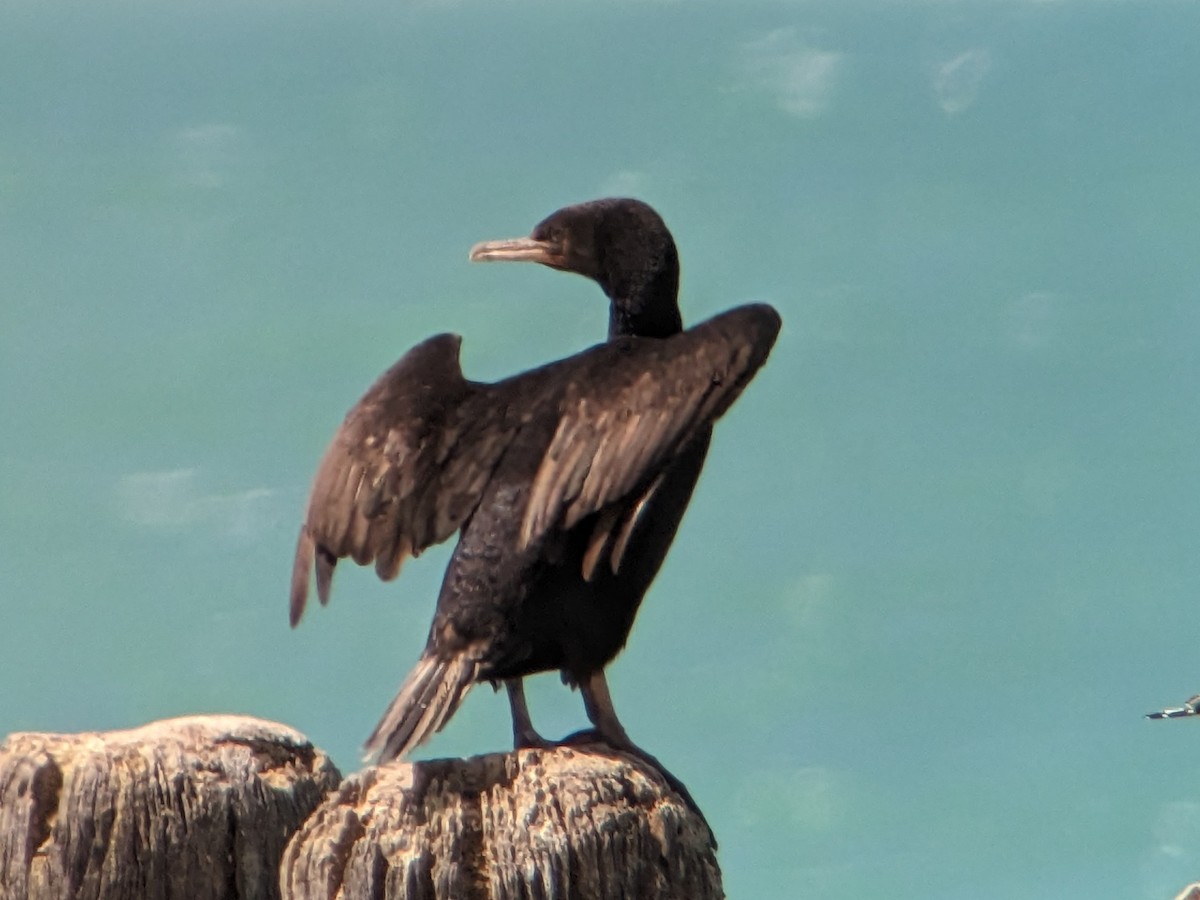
[291,303,780,625]
[290,333,517,625]
[519,303,780,550]
[608,478,659,574]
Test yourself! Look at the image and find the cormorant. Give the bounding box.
[290,198,780,816]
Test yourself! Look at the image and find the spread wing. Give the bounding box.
[289,333,513,626]
[520,303,781,551]
[289,302,781,626]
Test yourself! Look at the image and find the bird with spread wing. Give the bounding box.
[290,199,780,823]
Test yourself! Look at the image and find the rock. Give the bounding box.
[0,715,341,900]
[280,746,722,900]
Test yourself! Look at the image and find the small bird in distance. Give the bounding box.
[1146,694,1200,719]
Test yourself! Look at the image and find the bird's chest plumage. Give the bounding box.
[430,427,711,681]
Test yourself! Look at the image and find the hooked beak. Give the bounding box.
[468,237,567,268]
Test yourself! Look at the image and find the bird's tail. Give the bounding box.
[364,652,480,763]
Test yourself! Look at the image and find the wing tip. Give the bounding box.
[290,525,340,626]
[316,547,336,606]
[374,535,412,582]
[289,526,315,628]
[739,303,782,368]
[742,302,782,338]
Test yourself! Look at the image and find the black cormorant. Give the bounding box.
[290,198,780,816]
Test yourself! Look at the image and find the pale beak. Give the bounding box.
[468,237,566,268]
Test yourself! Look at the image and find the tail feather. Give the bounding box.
[364,653,479,763]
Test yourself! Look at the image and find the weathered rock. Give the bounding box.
[280,746,722,900]
[0,715,341,900]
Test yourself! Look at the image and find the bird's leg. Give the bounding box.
[577,670,715,845]
[506,678,553,749]
[579,668,632,746]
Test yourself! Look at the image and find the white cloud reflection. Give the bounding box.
[933,49,992,115]
[736,28,843,119]
[116,468,279,539]
[172,123,244,189]
[733,764,846,832]
[599,169,651,197]
[1003,290,1062,350]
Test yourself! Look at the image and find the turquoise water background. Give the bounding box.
[3,3,1200,897]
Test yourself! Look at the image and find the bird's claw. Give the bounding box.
[512,728,716,847]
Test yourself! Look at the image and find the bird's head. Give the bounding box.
[469,198,682,338]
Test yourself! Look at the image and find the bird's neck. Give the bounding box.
[605,274,683,340]
[607,302,682,340]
